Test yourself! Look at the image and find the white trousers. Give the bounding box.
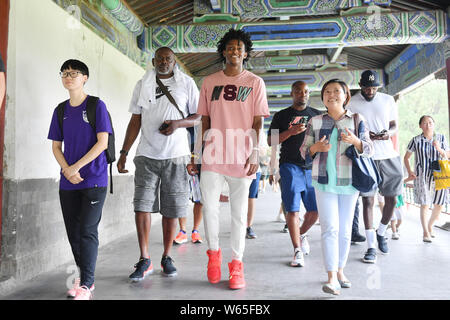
[315,189,359,272]
[200,171,252,261]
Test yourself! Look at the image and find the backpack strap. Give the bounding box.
[86,96,99,132]
[85,95,115,194]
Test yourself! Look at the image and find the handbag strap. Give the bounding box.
[156,75,185,119]
[352,112,359,138]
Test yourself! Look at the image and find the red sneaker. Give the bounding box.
[228,260,245,290]
[174,230,187,244]
[206,249,222,283]
[191,230,203,244]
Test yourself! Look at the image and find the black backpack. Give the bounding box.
[56,96,116,194]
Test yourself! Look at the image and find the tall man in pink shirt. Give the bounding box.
[188,29,269,290]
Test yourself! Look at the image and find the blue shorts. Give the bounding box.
[279,163,317,213]
[248,172,262,199]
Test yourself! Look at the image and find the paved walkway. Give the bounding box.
[1,188,450,301]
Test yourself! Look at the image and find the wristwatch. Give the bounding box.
[120,149,128,156]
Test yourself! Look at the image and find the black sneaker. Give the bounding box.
[362,248,377,263]
[351,232,366,243]
[161,255,177,277]
[376,231,389,254]
[129,257,153,281]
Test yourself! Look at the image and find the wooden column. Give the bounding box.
[0,0,10,257]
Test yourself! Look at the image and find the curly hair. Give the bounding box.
[217,28,253,63]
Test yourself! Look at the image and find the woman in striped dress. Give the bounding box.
[404,115,450,243]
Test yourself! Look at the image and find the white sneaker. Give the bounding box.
[277,213,286,222]
[392,232,400,240]
[300,234,310,255]
[290,249,304,267]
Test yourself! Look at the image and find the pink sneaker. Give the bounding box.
[67,278,95,298]
[73,285,93,300]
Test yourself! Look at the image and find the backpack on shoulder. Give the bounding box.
[56,96,116,194]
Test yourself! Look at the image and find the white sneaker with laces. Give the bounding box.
[290,249,304,267]
[392,232,400,240]
[67,277,80,298]
[67,278,95,298]
[73,285,93,300]
[300,234,310,255]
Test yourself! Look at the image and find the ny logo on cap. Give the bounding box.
[369,75,375,81]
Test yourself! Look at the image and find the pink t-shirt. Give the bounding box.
[197,70,270,179]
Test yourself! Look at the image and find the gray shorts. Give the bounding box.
[361,156,403,197]
[133,156,190,218]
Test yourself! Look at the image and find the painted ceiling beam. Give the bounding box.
[209,0,221,12]
[193,0,392,19]
[52,0,147,67]
[247,54,348,71]
[146,9,447,53]
[101,0,144,36]
[385,39,449,96]
[327,46,345,63]
[261,69,384,95]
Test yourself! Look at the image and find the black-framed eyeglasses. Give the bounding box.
[60,71,82,78]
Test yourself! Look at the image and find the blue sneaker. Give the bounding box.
[362,248,377,263]
[246,227,257,239]
[376,231,389,254]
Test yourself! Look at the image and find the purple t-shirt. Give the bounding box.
[48,96,112,190]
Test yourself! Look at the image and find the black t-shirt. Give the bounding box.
[0,54,4,72]
[268,106,322,169]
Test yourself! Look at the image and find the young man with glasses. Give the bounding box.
[48,59,112,300]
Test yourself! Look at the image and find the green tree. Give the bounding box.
[397,79,449,158]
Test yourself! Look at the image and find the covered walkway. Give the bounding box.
[1,188,449,300]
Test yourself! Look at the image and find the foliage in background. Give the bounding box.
[397,79,449,158]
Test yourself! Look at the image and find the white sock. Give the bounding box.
[377,223,388,236]
[365,229,376,249]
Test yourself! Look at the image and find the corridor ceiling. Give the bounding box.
[116,0,449,119]
[122,0,448,82]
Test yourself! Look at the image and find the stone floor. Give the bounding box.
[1,187,449,302]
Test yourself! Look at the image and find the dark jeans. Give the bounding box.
[59,187,107,288]
[352,199,360,235]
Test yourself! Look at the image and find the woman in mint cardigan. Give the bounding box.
[300,79,374,296]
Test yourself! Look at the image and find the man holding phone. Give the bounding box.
[347,70,403,263]
[118,47,200,280]
[268,81,322,267]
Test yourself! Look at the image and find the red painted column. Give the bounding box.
[0,0,10,257]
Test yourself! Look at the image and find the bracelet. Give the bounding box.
[120,149,128,156]
[191,152,200,159]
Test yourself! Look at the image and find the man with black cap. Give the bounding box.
[347,70,403,264]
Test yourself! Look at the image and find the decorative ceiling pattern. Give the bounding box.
[53,0,449,123]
